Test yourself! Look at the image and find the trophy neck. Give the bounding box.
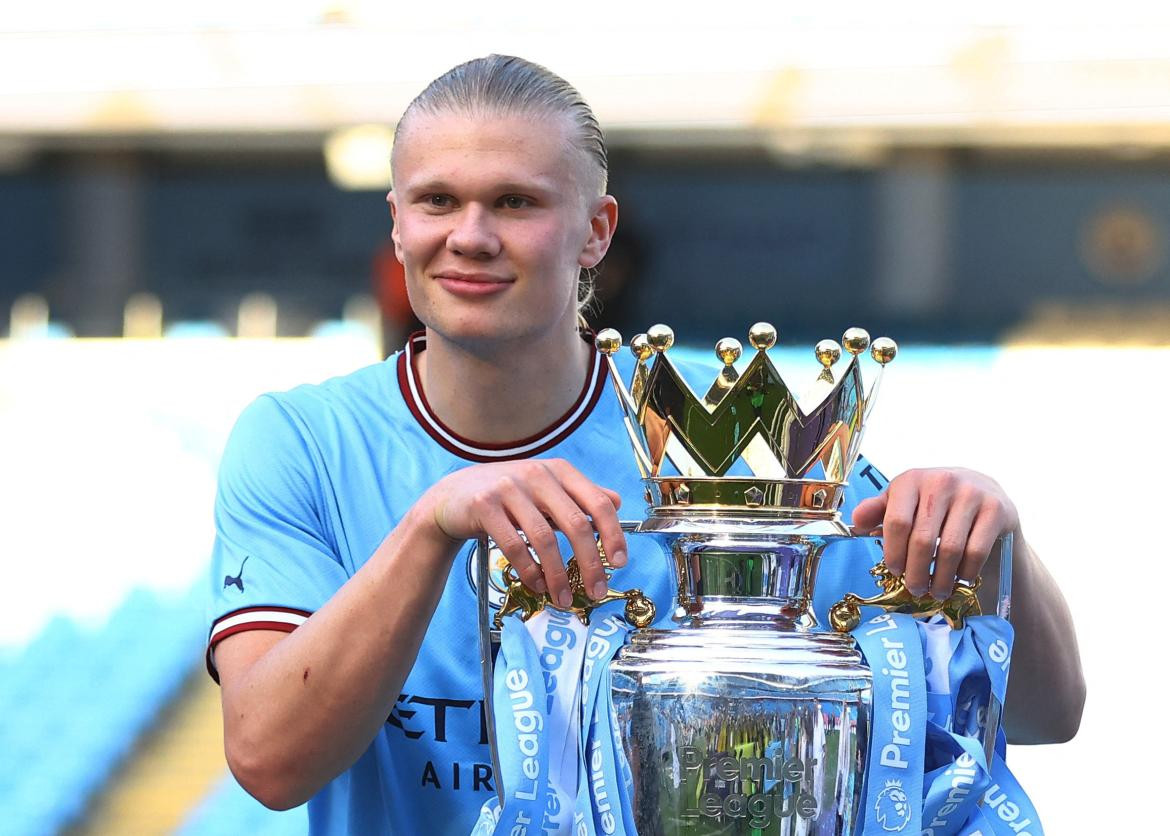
[636,516,850,631]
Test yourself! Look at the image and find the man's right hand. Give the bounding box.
[419,459,626,607]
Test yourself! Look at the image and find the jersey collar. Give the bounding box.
[396,332,608,462]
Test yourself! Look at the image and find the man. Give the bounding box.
[207,55,1084,833]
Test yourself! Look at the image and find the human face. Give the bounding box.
[388,110,615,348]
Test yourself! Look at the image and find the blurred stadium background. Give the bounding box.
[1,3,1164,833]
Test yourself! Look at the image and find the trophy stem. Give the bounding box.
[670,536,828,630]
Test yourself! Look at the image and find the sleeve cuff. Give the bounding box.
[205,606,312,684]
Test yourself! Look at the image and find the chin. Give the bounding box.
[431,314,573,352]
[425,316,526,346]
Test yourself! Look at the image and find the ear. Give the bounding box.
[578,195,619,269]
[387,190,405,263]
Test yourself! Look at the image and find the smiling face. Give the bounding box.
[388,110,615,350]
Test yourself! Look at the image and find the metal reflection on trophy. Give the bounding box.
[594,322,894,834]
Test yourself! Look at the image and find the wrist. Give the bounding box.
[407,487,463,552]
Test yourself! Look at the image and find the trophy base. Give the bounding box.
[612,628,871,835]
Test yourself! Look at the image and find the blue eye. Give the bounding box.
[501,195,530,209]
[427,194,453,208]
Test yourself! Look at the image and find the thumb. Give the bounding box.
[850,493,888,534]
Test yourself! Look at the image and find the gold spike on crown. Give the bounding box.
[596,323,897,516]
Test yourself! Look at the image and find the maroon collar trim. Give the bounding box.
[396,332,607,462]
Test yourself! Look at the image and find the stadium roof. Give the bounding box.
[4,3,1170,155]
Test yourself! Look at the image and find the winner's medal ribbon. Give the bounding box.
[575,615,636,835]
[479,610,551,834]
[855,612,929,835]
[854,611,1043,836]
[474,609,634,835]
[928,616,1042,836]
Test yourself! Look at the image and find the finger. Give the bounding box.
[478,504,547,597]
[600,486,622,512]
[930,493,980,600]
[536,476,610,603]
[878,482,919,580]
[957,499,1008,583]
[555,466,626,569]
[503,486,572,608]
[903,481,953,597]
[850,493,888,534]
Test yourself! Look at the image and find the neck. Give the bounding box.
[415,322,593,444]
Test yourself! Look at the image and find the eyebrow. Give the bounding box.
[403,178,558,197]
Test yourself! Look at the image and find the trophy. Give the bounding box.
[475,323,1012,835]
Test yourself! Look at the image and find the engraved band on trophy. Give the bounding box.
[475,322,1012,833]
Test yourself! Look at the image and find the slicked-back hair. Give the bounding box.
[392,54,609,195]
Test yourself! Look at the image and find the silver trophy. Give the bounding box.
[477,323,1011,834]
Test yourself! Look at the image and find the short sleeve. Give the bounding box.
[811,454,890,623]
[206,394,350,682]
[841,453,890,518]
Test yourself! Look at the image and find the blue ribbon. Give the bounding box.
[490,612,554,834]
[855,612,1043,836]
[576,616,637,835]
[474,611,633,835]
[855,612,929,834]
[479,605,1043,836]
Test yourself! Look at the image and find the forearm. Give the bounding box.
[987,528,1086,744]
[221,501,460,808]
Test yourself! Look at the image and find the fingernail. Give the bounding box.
[592,581,607,600]
[611,549,627,567]
[908,582,928,597]
[557,590,573,608]
[531,577,547,594]
[930,589,948,602]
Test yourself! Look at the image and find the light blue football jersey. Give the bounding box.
[206,333,889,835]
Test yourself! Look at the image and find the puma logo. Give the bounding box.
[224,556,250,593]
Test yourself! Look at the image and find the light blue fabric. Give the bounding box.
[207,341,887,834]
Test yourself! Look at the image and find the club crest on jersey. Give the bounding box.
[464,541,510,612]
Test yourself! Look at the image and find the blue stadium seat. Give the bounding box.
[309,319,376,340]
[164,321,231,339]
[0,585,206,834]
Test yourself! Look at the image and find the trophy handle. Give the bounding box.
[981,532,1013,777]
[828,532,1013,633]
[475,536,506,807]
[477,527,653,809]
[993,530,1013,622]
[825,534,1014,774]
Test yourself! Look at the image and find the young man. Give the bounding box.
[207,55,1084,833]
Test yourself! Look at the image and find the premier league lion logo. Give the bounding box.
[874,779,912,832]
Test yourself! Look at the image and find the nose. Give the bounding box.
[447,204,501,259]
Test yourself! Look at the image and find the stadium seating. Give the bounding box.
[164,321,232,339]
[0,586,204,835]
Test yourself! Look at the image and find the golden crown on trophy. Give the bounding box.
[595,322,896,515]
